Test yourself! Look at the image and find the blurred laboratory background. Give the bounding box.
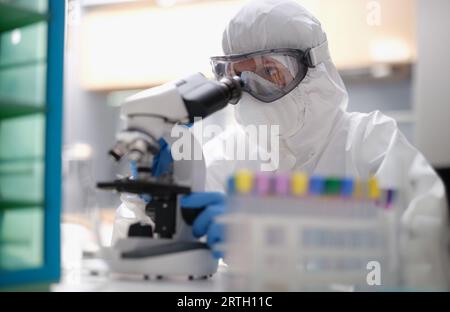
[1,0,449,290]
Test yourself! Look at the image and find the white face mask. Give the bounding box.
[235,71,306,139]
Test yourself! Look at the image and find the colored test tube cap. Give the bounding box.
[255,173,272,196]
[227,176,236,194]
[309,176,325,195]
[235,170,254,194]
[291,173,309,196]
[353,179,365,199]
[325,178,342,196]
[275,174,290,196]
[368,177,381,200]
[341,178,355,198]
[385,189,396,209]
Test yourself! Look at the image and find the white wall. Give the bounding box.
[415,0,450,167]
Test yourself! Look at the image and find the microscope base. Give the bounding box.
[102,238,218,278]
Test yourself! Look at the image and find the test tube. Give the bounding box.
[340,177,351,206]
[227,176,236,195]
[255,173,272,196]
[309,176,325,196]
[325,178,342,196]
[339,178,352,218]
[386,189,396,209]
[275,174,290,197]
[368,177,381,200]
[291,172,309,197]
[235,170,254,195]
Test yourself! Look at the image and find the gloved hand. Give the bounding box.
[180,192,226,259]
[152,138,174,177]
[151,123,193,177]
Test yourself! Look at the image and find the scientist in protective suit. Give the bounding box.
[115,0,450,289]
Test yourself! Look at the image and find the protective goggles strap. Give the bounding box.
[307,40,331,67]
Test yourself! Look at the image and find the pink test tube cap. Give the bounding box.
[256,173,272,196]
[275,174,290,196]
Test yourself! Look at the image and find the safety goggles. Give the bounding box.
[210,41,330,103]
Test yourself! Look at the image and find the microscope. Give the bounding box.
[98,73,242,279]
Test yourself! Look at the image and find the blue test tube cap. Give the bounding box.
[227,176,236,195]
[341,178,355,198]
[309,176,325,195]
[385,189,396,209]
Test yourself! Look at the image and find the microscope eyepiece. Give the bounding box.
[179,73,243,123]
[219,76,243,105]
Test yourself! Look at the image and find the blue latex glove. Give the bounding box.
[152,123,192,177]
[152,138,174,177]
[180,192,226,259]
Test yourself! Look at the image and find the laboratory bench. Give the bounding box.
[51,263,228,292]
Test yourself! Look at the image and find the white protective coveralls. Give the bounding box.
[200,0,450,289]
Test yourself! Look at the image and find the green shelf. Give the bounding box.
[0,201,43,210]
[0,99,45,119]
[0,3,48,33]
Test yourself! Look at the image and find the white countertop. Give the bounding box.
[52,261,229,292]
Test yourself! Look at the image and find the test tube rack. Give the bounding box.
[218,170,400,292]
